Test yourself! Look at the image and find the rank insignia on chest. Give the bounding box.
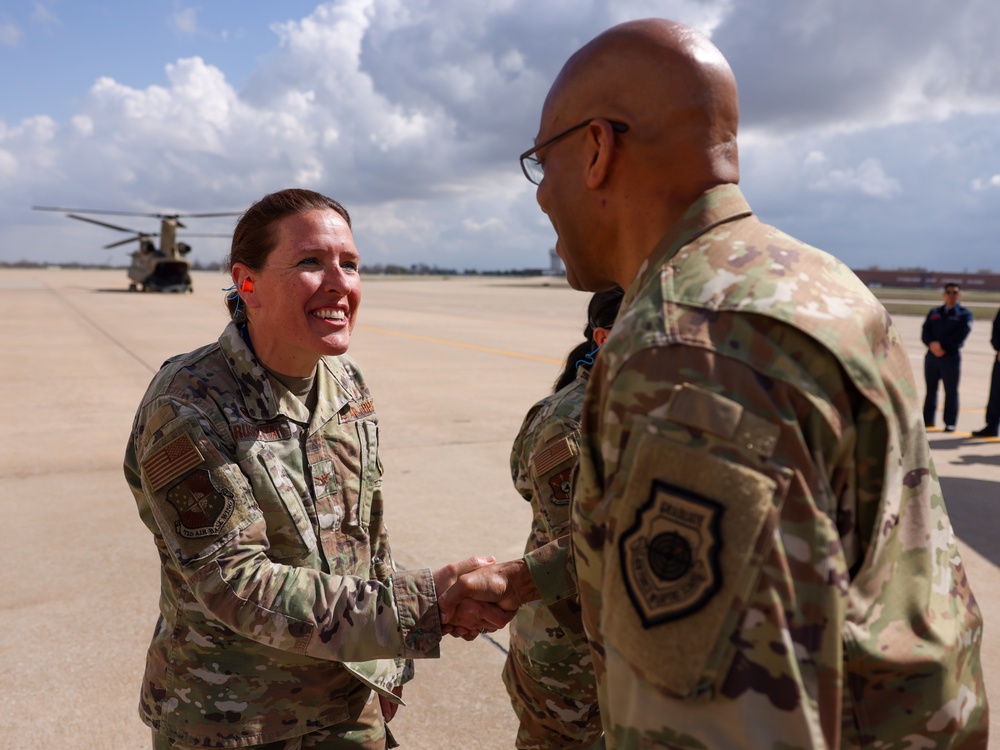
[619,480,723,627]
[166,470,236,539]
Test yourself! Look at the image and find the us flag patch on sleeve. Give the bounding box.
[532,436,573,477]
[143,433,204,491]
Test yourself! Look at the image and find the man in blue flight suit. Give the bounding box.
[922,282,973,432]
[971,307,1000,438]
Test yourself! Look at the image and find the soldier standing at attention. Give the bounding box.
[922,282,973,431]
[443,18,989,748]
[504,288,623,750]
[124,189,510,750]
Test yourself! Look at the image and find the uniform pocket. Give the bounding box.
[355,421,379,530]
[245,444,317,560]
[603,417,791,700]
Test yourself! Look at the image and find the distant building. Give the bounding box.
[853,268,1000,291]
[547,248,565,276]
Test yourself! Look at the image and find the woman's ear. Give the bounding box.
[593,326,610,347]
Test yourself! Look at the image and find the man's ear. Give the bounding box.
[584,119,618,189]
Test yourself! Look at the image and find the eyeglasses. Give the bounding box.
[519,119,630,185]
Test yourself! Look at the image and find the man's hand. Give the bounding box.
[433,556,514,639]
[437,558,541,632]
[929,341,945,357]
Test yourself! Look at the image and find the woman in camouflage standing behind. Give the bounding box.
[502,287,623,750]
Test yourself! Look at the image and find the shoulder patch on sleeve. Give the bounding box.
[619,480,723,626]
[165,470,236,539]
[142,433,205,491]
[532,435,574,477]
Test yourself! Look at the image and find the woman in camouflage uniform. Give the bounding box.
[502,287,623,750]
[124,189,507,750]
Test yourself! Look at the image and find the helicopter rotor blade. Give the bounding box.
[67,213,143,234]
[175,211,243,218]
[33,206,165,218]
[178,233,233,238]
[104,237,142,249]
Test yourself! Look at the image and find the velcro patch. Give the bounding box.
[619,481,723,627]
[143,433,204,491]
[165,470,236,539]
[533,436,573,477]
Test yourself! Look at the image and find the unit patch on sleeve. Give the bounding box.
[165,470,236,539]
[619,479,723,628]
[547,468,574,504]
[142,433,205,492]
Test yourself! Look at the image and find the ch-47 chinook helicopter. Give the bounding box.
[33,206,240,293]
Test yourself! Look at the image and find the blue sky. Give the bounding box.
[2,0,1000,272]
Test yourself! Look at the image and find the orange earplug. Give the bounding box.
[241,278,254,293]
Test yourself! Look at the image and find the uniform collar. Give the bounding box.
[218,320,355,426]
[622,184,753,312]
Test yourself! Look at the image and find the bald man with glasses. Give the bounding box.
[442,17,988,749]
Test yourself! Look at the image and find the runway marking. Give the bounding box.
[359,326,563,365]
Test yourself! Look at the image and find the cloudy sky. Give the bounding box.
[2,0,999,272]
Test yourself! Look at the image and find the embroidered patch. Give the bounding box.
[533,436,573,477]
[232,421,292,443]
[142,433,204,492]
[547,468,573,505]
[165,470,236,539]
[619,480,723,627]
[340,398,375,423]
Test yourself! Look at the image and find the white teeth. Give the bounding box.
[313,309,346,320]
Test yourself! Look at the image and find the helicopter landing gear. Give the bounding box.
[129,282,137,292]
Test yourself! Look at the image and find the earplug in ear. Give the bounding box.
[240,278,254,293]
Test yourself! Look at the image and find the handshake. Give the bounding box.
[432,555,540,640]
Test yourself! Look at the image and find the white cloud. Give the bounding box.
[804,151,901,199]
[972,175,1000,191]
[31,2,59,26]
[0,23,22,47]
[171,6,201,36]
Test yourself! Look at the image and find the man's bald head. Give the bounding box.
[545,18,739,189]
[533,19,741,291]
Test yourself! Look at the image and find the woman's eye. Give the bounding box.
[299,257,319,266]
[342,261,359,272]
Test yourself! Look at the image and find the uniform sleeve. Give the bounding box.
[575,329,987,748]
[921,309,934,345]
[124,397,441,663]
[992,310,1000,351]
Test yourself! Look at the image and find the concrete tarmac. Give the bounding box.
[0,268,996,749]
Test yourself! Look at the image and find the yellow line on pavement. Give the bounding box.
[359,325,563,365]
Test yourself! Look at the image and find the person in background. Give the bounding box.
[971,306,1000,438]
[922,282,973,431]
[443,18,988,748]
[124,188,510,750]
[504,287,623,750]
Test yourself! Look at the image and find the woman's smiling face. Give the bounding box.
[238,208,361,376]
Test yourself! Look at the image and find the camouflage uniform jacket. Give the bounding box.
[572,184,988,749]
[504,368,602,749]
[124,321,441,748]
